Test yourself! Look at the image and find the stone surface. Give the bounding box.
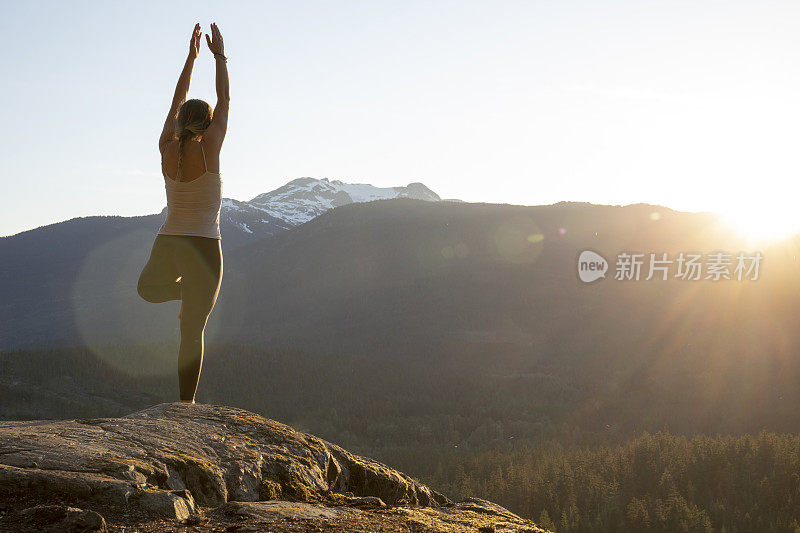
[0,402,549,532]
[212,500,547,533]
[128,488,196,521]
[16,504,107,532]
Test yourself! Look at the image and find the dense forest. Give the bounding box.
[3,343,800,530]
[429,431,800,532]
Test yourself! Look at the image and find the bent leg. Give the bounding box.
[175,237,222,402]
[137,235,182,303]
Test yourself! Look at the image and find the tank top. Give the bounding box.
[157,140,223,240]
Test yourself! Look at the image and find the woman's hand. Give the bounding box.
[188,23,202,60]
[205,22,225,57]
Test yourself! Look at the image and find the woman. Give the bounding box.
[137,23,230,404]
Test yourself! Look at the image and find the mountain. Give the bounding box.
[246,177,441,225]
[0,402,548,532]
[2,193,798,532]
[218,199,798,359]
[216,177,441,245]
[2,197,797,360]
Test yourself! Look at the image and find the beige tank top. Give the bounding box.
[157,141,223,240]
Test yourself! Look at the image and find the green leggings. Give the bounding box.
[137,234,223,402]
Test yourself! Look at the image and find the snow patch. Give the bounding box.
[219,177,440,234]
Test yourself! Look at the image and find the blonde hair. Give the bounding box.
[175,99,213,179]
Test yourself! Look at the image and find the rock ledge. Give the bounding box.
[0,403,548,532]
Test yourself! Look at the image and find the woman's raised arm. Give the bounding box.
[204,23,229,148]
[158,23,202,152]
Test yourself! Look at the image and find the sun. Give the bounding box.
[716,204,800,246]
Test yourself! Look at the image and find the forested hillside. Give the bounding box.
[4,343,800,530]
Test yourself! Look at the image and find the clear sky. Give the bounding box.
[2,0,798,238]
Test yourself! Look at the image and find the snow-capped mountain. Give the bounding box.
[216,178,441,242]
[250,178,440,225]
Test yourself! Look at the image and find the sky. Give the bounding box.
[1,0,798,238]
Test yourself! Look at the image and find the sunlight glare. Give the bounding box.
[717,204,800,246]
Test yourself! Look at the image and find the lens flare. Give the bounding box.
[71,229,176,377]
[494,216,545,264]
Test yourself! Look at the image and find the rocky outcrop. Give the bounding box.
[14,505,106,532]
[0,403,548,532]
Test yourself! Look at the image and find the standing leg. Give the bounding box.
[137,235,182,303]
[173,237,223,402]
